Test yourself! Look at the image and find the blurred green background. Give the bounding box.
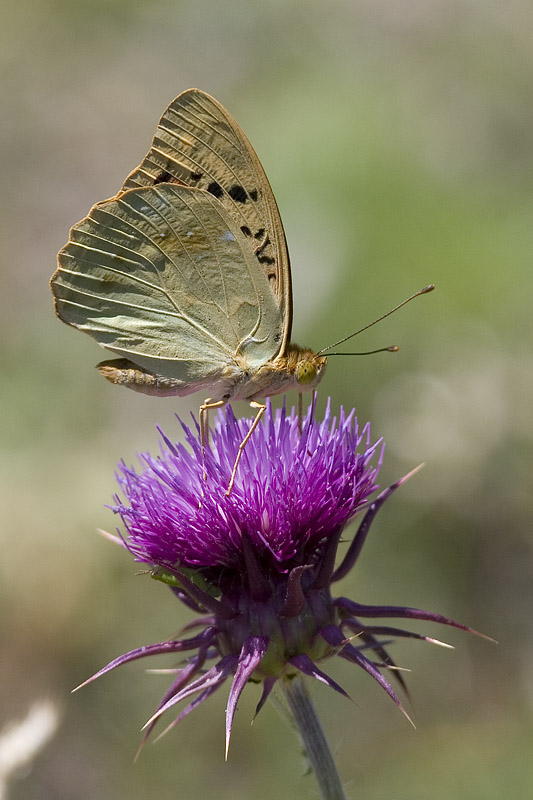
[2,1,532,797]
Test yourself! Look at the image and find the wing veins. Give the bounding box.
[57,254,188,301]
[108,185,263,349]
[56,282,234,354]
[99,196,220,318]
[135,186,233,318]
[63,233,186,307]
[62,214,237,352]
[157,111,265,231]
[169,187,263,342]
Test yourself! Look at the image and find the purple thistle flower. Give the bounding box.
[78,399,481,755]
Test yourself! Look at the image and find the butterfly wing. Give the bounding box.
[52,183,283,388]
[121,88,292,353]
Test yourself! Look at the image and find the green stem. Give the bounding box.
[280,676,347,800]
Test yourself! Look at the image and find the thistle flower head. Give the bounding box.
[79,400,478,754]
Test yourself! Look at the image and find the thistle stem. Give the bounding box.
[280,676,347,800]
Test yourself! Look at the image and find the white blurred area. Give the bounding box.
[0,701,60,800]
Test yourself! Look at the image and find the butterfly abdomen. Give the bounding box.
[97,358,190,397]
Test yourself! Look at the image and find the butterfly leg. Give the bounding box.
[226,401,266,496]
[199,399,226,488]
[298,392,303,435]
[199,398,226,450]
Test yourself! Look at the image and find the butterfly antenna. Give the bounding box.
[328,345,399,356]
[317,285,435,356]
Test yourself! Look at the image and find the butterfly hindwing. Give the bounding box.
[52,183,283,382]
[121,89,292,351]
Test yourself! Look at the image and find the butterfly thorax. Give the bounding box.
[231,344,327,402]
[96,345,326,403]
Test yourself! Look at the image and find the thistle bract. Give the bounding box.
[80,400,477,753]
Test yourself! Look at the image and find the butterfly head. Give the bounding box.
[290,346,327,392]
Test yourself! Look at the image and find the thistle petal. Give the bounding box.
[289,654,350,699]
[225,637,269,758]
[280,566,310,617]
[254,677,277,718]
[73,628,216,691]
[135,651,208,759]
[334,598,489,638]
[333,466,423,583]
[320,625,413,724]
[142,655,237,731]
[341,620,454,648]
[154,683,226,743]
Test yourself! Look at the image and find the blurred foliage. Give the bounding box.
[1,0,532,798]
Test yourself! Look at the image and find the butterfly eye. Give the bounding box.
[296,361,317,385]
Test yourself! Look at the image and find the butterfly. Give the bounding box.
[51,89,327,492]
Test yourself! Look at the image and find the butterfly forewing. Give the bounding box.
[121,89,292,352]
[53,183,283,382]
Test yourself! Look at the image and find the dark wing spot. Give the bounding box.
[153,170,173,184]
[274,332,281,342]
[240,225,252,237]
[190,172,203,181]
[249,189,258,201]
[254,228,265,240]
[153,171,188,187]
[207,181,223,198]
[258,255,276,265]
[228,185,247,203]
[267,272,276,282]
